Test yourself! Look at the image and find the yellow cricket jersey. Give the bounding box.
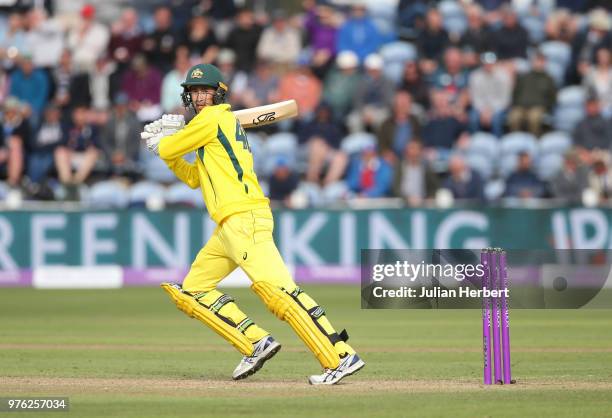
[159,104,270,224]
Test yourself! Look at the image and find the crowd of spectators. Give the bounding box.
[1,0,612,209]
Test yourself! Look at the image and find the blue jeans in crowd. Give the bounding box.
[468,109,507,138]
[28,152,55,183]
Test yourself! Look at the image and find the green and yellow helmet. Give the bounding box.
[180,63,228,109]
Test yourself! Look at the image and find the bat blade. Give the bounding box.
[234,100,298,128]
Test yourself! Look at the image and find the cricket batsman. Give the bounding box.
[142,63,364,385]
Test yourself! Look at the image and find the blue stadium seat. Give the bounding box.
[500,132,538,157]
[166,182,204,208]
[557,86,586,108]
[540,41,571,68]
[246,132,265,175]
[537,153,564,180]
[546,60,566,86]
[129,181,166,207]
[0,182,8,200]
[553,106,584,133]
[439,0,467,36]
[444,16,468,36]
[484,179,506,201]
[499,154,519,178]
[513,57,530,74]
[468,132,499,159]
[367,2,397,37]
[539,131,572,155]
[263,132,298,176]
[322,181,350,204]
[142,146,178,183]
[87,181,130,209]
[438,0,464,19]
[520,14,546,44]
[379,41,417,84]
[259,180,269,197]
[466,153,494,179]
[340,132,377,156]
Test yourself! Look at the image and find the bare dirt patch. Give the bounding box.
[1,376,611,398]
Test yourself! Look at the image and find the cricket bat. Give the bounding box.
[234,99,298,128]
[141,100,298,140]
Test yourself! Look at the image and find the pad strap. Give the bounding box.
[290,287,348,346]
[161,283,254,356]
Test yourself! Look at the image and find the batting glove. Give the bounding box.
[146,133,163,156]
[160,114,185,136]
[141,114,184,137]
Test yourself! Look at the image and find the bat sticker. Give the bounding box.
[253,112,277,125]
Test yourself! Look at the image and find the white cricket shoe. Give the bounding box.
[308,353,365,385]
[232,336,281,380]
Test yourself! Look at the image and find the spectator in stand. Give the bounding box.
[348,53,395,133]
[108,8,144,69]
[27,104,63,185]
[161,45,191,114]
[0,97,27,188]
[121,53,163,123]
[588,150,612,201]
[550,150,590,204]
[273,55,322,119]
[494,6,529,60]
[346,144,393,198]
[545,9,579,44]
[240,60,279,110]
[573,94,612,163]
[460,4,493,55]
[468,51,512,137]
[268,156,299,204]
[430,47,470,111]
[336,3,386,63]
[193,0,238,26]
[23,8,64,70]
[216,49,248,108]
[422,89,467,165]
[142,6,182,74]
[400,60,430,109]
[396,0,428,40]
[102,94,141,177]
[555,0,588,13]
[67,4,110,73]
[0,12,27,64]
[298,102,347,186]
[54,105,100,189]
[89,54,120,111]
[303,2,340,78]
[0,67,9,103]
[9,53,49,127]
[504,152,545,198]
[224,8,263,73]
[417,8,449,72]
[52,50,91,114]
[185,15,219,64]
[443,154,484,200]
[323,51,362,120]
[257,10,301,68]
[475,0,505,13]
[393,141,439,206]
[377,90,421,164]
[569,8,612,84]
[507,51,557,136]
[582,46,612,116]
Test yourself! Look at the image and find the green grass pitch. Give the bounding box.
[1,285,611,417]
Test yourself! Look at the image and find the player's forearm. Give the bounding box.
[163,157,200,189]
[159,119,212,160]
